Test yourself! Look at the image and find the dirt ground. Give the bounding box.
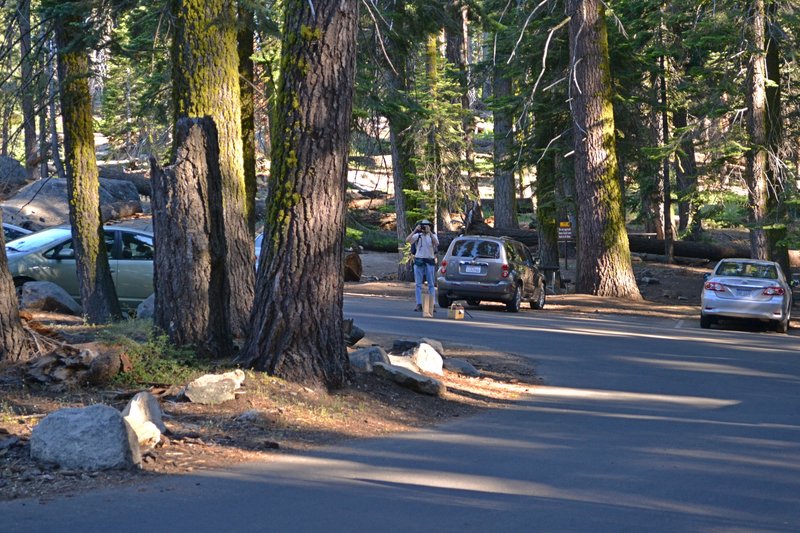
[0,250,786,502]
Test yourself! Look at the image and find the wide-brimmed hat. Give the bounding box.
[418,219,432,227]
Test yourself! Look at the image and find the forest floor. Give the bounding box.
[2,245,794,503]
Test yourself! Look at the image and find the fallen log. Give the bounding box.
[628,236,749,261]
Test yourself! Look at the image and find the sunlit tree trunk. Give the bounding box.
[54,12,121,322]
[173,0,254,337]
[745,0,770,260]
[237,0,359,388]
[567,0,640,298]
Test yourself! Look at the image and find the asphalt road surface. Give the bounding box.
[2,295,799,532]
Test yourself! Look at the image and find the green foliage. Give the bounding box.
[696,192,749,228]
[346,226,398,252]
[100,324,211,387]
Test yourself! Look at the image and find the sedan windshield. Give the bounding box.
[5,227,72,252]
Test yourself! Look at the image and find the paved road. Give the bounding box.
[3,295,799,532]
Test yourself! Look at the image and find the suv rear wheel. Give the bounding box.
[506,285,522,313]
[438,293,451,309]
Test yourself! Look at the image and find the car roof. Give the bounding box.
[717,258,779,266]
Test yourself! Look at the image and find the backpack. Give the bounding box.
[410,241,417,255]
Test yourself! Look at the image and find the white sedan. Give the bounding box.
[700,258,795,333]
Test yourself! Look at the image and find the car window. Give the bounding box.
[120,232,154,260]
[451,239,500,259]
[506,243,519,263]
[43,231,115,259]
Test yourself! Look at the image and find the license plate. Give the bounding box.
[735,289,751,297]
[465,265,481,274]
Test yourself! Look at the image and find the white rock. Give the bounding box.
[121,391,166,432]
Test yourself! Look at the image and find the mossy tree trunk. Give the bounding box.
[0,213,31,363]
[151,118,232,358]
[236,0,359,388]
[55,13,121,323]
[567,0,640,299]
[238,0,257,235]
[746,0,770,260]
[172,0,254,337]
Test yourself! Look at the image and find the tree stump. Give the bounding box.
[150,118,232,358]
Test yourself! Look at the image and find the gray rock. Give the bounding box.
[372,362,446,396]
[1,177,141,229]
[30,404,141,470]
[349,346,390,372]
[184,370,246,405]
[343,318,365,347]
[419,338,445,355]
[390,340,418,354]
[20,281,82,315]
[443,358,481,377]
[0,156,29,195]
[402,342,444,376]
[136,293,155,319]
[387,354,420,373]
[121,392,166,433]
[237,409,264,423]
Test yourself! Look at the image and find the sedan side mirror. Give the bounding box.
[703,273,710,281]
[790,279,799,288]
[54,248,75,260]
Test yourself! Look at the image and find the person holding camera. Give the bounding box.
[405,219,439,312]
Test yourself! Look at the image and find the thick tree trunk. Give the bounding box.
[0,213,31,363]
[567,0,640,298]
[238,0,257,235]
[151,118,232,357]
[237,0,359,389]
[173,0,254,337]
[55,14,121,323]
[746,0,770,260]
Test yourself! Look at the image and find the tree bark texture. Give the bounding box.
[0,212,31,363]
[567,0,640,298]
[151,118,232,357]
[55,15,121,323]
[238,0,257,234]
[746,0,770,260]
[237,0,359,389]
[492,63,518,230]
[172,0,254,336]
[20,0,37,181]
[673,106,697,233]
[535,121,560,269]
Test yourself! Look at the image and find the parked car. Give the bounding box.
[436,235,546,312]
[5,226,154,308]
[3,222,31,243]
[701,258,795,333]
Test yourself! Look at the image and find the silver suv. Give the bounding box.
[436,235,546,312]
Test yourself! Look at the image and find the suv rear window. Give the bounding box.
[451,239,500,259]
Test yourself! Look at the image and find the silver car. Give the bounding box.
[701,258,795,333]
[3,222,31,242]
[6,226,154,308]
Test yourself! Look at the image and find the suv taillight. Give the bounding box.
[763,286,785,296]
[439,259,448,274]
[501,264,510,278]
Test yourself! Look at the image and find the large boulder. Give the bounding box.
[349,346,390,372]
[19,281,82,315]
[122,392,165,448]
[136,293,155,319]
[372,362,445,396]
[402,342,444,376]
[1,177,142,229]
[0,156,29,196]
[30,404,141,470]
[184,370,246,405]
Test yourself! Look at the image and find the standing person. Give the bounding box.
[405,219,439,312]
